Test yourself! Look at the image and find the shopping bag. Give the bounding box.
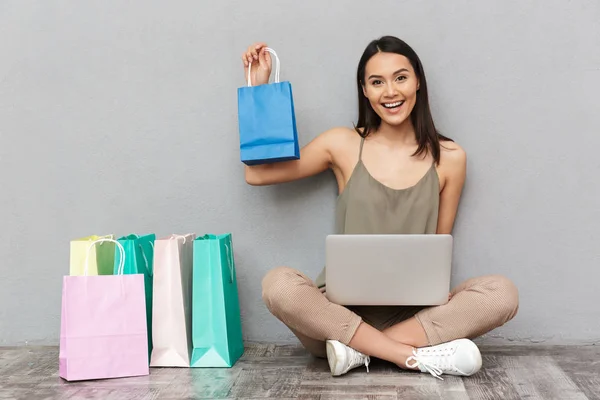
[150,234,195,367]
[69,234,116,276]
[113,233,155,363]
[59,238,149,381]
[190,233,244,367]
[237,47,300,165]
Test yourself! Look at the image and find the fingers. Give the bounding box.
[258,47,271,68]
[242,50,253,68]
[242,42,268,67]
[252,42,268,53]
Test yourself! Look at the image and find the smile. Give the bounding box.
[382,101,405,109]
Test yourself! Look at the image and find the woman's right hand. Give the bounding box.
[242,42,272,86]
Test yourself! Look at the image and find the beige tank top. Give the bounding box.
[315,136,440,288]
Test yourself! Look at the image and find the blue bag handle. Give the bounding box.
[246,47,281,87]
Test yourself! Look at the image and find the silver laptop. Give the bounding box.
[325,234,453,306]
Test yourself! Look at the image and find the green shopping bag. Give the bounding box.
[113,233,156,363]
[69,235,116,276]
[191,233,244,368]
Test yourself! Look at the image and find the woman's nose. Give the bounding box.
[384,83,396,96]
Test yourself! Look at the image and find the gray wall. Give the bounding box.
[1,1,599,346]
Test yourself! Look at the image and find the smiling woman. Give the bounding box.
[355,37,453,166]
[241,36,519,381]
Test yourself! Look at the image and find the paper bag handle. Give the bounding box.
[224,242,234,283]
[170,234,189,244]
[247,47,281,87]
[138,242,154,276]
[84,238,126,276]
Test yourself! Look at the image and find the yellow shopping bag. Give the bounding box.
[69,235,116,276]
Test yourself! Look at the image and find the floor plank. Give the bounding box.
[462,356,522,400]
[159,368,242,399]
[227,367,304,398]
[0,387,160,400]
[298,385,398,398]
[502,355,589,400]
[1,344,599,399]
[318,395,396,400]
[551,346,600,400]
[396,376,469,400]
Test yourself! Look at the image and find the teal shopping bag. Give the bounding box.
[191,233,244,367]
[113,233,155,363]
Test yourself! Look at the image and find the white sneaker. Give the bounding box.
[325,340,371,376]
[405,338,482,380]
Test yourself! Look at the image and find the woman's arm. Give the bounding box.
[436,143,467,234]
[244,127,346,186]
[240,43,347,186]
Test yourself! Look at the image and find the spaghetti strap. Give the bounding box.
[358,137,365,161]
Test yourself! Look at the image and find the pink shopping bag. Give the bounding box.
[59,238,150,381]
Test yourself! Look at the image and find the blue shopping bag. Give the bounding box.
[237,48,300,165]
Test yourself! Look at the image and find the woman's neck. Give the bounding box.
[371,119,417,147]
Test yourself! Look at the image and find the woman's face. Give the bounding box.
[362,52,419,128]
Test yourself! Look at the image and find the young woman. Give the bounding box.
[240,36,519,380]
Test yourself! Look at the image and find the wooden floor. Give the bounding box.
[1,343,599,399]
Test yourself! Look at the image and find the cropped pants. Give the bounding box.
[262,266,519,358]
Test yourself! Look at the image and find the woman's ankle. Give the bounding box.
[395,345,419,370]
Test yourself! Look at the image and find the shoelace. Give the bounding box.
[405,346,458,380]
[348,349,371,373]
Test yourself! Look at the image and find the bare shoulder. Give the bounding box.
[317,126,361,156]
[319,126,359,143]
[311,126,361,177]
[439,139,467,169]
[437,139,466,190]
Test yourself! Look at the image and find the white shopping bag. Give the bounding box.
[149,234,195,367]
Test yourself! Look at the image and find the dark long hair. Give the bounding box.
[354,36,452,164]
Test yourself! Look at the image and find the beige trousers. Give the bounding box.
[262,266,519,358]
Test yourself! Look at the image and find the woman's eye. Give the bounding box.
[372,80,382,85]
[396,76,406,81]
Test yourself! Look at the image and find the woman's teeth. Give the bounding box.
[383,101,404,109]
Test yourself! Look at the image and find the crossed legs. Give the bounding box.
[262,266,519,370]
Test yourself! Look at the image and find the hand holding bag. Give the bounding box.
[237,47,300,165]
